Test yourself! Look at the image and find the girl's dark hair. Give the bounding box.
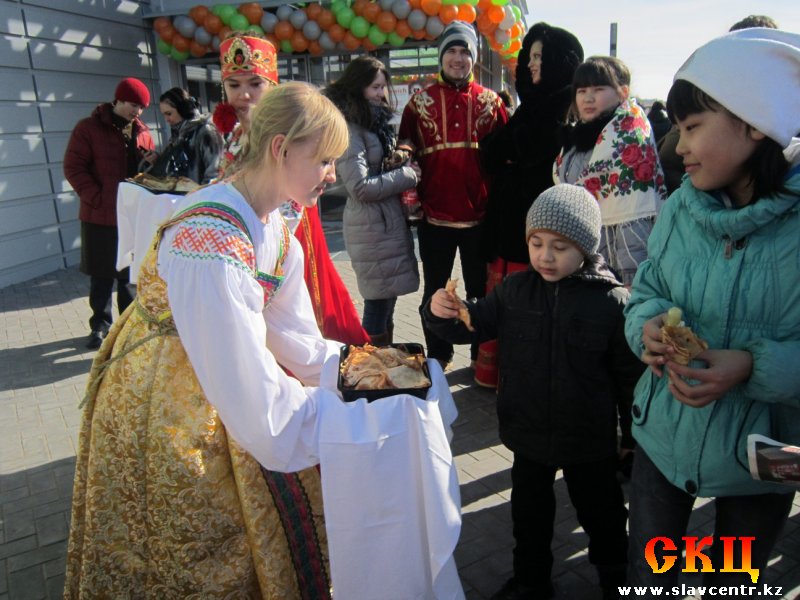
[569,56,630,121]
[323,56,393,129]
[666,79,790,203]
[159,87,200,121]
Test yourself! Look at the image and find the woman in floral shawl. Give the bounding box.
[554,55,667,286]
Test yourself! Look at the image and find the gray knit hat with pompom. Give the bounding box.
[525,184,601,256]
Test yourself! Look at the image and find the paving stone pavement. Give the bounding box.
[1,208,799,599]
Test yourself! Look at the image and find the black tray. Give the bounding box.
[338,343,431,402]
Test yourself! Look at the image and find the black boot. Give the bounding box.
[597,563,627,600]
[489,577,554,600]
[368,332,391,347]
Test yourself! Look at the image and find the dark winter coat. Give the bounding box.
[149,114,223,184]
[480,23,584,264]
[423,257,644,465]
[64,103,154,226]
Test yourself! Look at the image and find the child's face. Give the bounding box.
[528,231,585,282]
[575,85,626,122]
[675,109,765,205]
[363,70,387,106]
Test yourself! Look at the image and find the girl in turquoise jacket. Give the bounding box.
[623,28,800,592]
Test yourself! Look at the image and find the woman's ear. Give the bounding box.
[270,134,286,161]
[618,85,630,101]
[748,127,767,141]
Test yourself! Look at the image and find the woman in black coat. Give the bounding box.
[474,23,583,387]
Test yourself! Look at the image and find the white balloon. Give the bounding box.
[261,12,278,33]
[211,36,221,52]
[289,10,307,28]
[174,15,196,38]
[426,15,443,37]
[499,7,516,31]
[407,8,426,31]
[302,20,321,40]
[494,29,510,45]
[379,0,395,10]
[276,5,294,21]
[391,0,411,20]
[194,26,212,46]
[319,31,336,50]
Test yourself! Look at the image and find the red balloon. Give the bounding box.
[203,13,223,34]
[376,11,397,33]
[308,40,322,55]
[190,40,208,57]
[239,3,264,25]
[189,6,210,26]
[291,30,309,52]
[395,19,411,38]
[159,26,176,43]
[317,9,336,30]
[153,16,172,32]
[274,21,295,41]
[362,2,381,23]
[307,3,323,20]
[327,23,346,42]
[171,34,190,52]
[343,31,361,50]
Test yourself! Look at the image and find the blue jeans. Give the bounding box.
[361,297,397,336]
[627,448,793,595]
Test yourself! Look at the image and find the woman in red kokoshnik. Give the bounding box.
[214,33,369,346]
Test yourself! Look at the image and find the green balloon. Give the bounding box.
[211,4,226,16]
[388,32,405,47]
[170,47,190,61]
[245,24,265,35]
[229,13,249,30]
[511,5,521,19]
[157,39,172,55]
[490,0,507,4]
[466,0,479,5]
[331,0,345,14]
[280,39,293,53]
[368,24,387,45]
[350,16,369,38]
[336,7,354,28]
[218,5,237,24]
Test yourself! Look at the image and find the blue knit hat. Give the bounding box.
[525,184,601,256]
[438,22,478,66]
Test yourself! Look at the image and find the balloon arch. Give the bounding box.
[153,1,525,73]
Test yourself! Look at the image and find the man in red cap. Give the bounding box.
[64,77,155,349]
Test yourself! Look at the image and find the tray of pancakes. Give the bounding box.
[126,173,200,194]
[338,343,432,402]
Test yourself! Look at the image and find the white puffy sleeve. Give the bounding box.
[158,214,331,472]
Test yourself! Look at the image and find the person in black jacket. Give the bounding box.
[474,23,583,388]
[424,184,643,600]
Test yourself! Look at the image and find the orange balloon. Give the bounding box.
[362,38,377,52]
[408,0,421,8]
[172,34,190,52]
[308,40,322,55]
[159,26,176,43]
[218,25,232,41]
[421,0,441,17]
[153,16,172,32]
[411,28,426,40]
[190,40,208,57]
[265,32,279,47]
[189,6,210,26]
[343,31,361,50]
[456,4,476,23]
[477,0,492,10]
[327,23,346,42]
[203,13,223,34]
[487,5,504,23]
[395,19,411,38]
[362,2,381,23]
[508,22,523,39]
[376,11,397,33]
[239,3,264,25]
[274,21,294,40]
[306,2,323,19]
[352,0,368,16]
[438,4,457,25]
[291,30,309,52]
[317,9,336,30]
[507,39,521,54]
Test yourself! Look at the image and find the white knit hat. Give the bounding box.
[674,28,800,154]
[526,184,602,256]
[438,22,478,66]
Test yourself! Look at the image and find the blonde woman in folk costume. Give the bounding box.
[64,83,349,598]
[215,33,369,345]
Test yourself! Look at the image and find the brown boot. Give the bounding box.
[368,332,391,347]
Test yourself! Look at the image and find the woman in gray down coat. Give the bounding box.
[325,56,420,345]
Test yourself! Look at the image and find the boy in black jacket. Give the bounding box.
[423,184,643,600]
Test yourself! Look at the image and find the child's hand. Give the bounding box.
[409,161,422,180]
[665,349,753,408]
[430,289,461,319]
[640,313,676,377]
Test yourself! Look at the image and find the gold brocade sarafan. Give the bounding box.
[64,222,330,599]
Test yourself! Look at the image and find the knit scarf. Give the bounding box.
[371,104,396,170]
[554,99,668,226]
